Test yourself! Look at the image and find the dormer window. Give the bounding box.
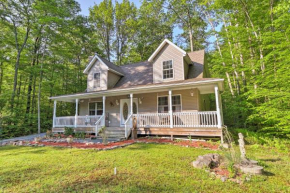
[163,60,173,79]
[93,73,100,88]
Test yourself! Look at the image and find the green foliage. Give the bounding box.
[230,128,290,153]
[204,0,290,137]
[99,126,108,145]
[64,127,74,136]
[75,131,85,139]
[227,162,237,178]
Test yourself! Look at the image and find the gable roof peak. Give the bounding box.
[148,39,187,62]
[83,53,124,76]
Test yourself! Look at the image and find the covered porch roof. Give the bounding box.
[49,78,224,102]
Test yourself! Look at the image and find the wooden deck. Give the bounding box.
[137,127,222,137]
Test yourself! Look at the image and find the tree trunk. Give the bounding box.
[189,30,194,52]
[204,11,235,96]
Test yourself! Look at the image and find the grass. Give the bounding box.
[0,143,289,193]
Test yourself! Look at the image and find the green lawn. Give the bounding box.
[0,143,289,193]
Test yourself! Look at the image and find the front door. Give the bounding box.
[120,98,138,126]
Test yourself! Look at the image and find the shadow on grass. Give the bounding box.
[125,143,168,151]
[259,158,281,162]
[263,170,275,176]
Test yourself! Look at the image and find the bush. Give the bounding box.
[75,131,85,139]
[64,127,74,136]
[229,128,290,153]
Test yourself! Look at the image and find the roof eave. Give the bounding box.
[50,79,224,101]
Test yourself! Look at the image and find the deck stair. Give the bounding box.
[97,127,126,139]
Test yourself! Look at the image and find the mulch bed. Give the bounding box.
[30,138,219,150]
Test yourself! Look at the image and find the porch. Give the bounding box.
[51,83,224,140]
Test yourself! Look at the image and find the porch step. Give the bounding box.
[99,127,126,139]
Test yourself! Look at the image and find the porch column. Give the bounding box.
[130,94,133,115]
[214,86,222,128]
[169,90,173,128]
[102,96,106,126]
[75,99,79,128]
[53,100,57,128]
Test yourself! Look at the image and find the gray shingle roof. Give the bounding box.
[97,55,124,75]
[187,50,205,78]
[114,61,153,88]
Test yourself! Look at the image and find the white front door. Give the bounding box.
[120,98,138,126]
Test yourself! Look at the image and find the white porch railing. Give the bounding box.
[172,111,218,127]
[125,114,133,139]
[54,115,102,127]
[95,115,105,136]
[133,111,218,128]
[134,113,171,128]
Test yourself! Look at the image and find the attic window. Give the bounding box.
[163,60,173,79]
[93,73,100,88]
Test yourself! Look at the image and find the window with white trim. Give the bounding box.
[89,102,103,115]
[158,95,181,113]
[93,73,100,88]
[163,60,173,79]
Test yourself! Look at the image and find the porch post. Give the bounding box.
[169,90,173,128]
[102,96,106,126]
[130,94,133,115]
[75,99,79,128]
[214,86,222,128]
[53,100,57,128]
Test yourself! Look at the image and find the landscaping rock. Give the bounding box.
[220,176,227,182]
[240,165,263,175]
[192,154,220,169]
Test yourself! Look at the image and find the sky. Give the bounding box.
[75,0,215,50]
[76,0,183,41]
[76,0,142,16]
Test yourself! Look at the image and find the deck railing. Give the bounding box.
[172,111,218,127]
[134,113,171,128]
[95,115,105,136]
[54,115,102,127]
[133,111,218,128]
[124,114,133,139]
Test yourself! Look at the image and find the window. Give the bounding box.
[93,73,100,88]
[158,95,181,113]
[158,96,168,113]
[89,102,103,115]
[163,60,173,79]
[172,95,181,112]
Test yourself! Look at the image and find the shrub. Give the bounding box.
[64,127,74,136]
[99,126,108,145]
[75,131,85,139]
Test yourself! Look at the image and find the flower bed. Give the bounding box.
[30,138,218,150]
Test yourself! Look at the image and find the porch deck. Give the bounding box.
[137,127,222,137]
[52,111,222,139]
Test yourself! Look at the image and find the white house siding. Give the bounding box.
[152,43,185,83]
[87,60,108,92]
[78,89,199,127]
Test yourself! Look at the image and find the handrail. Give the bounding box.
[124,114,133,139]
[95,115,105,136]
[134,111,218,128]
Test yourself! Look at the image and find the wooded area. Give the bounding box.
[0,0,289,139]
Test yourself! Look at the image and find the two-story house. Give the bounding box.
[50,39,224,141]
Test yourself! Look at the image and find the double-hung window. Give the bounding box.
[158,95,181,113]
[163,60,173,79]
[93,73,100,88]
[89,102,103,115]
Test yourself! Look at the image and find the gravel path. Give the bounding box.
[0,133,46,143]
